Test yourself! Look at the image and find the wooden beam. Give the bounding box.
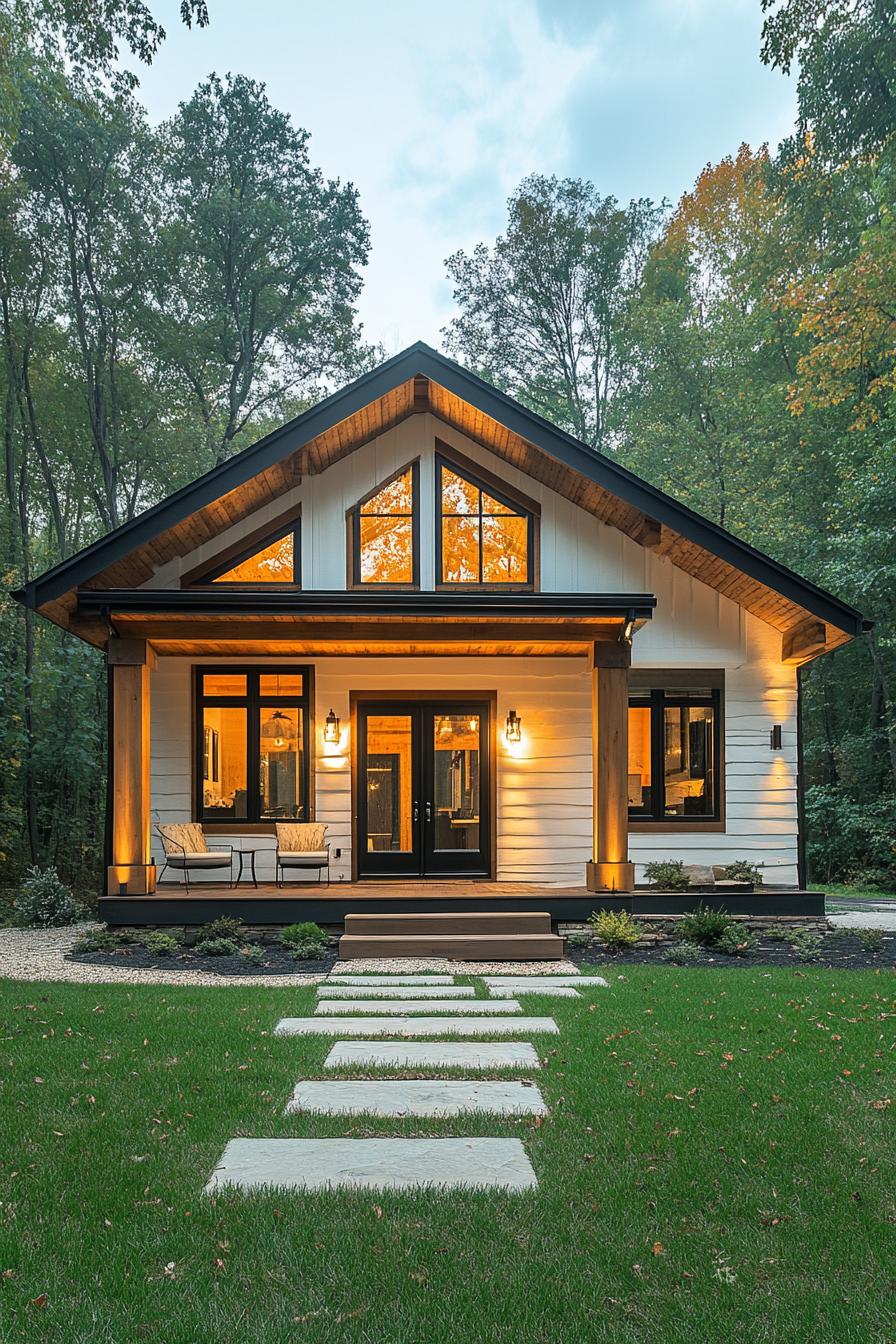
[782,618,826,664]
[106,658,156,896]
[586,660,634,893]
[107,637,156,668]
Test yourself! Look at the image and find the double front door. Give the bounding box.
[357,700,490,878]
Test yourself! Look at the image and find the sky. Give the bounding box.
[133,0,797,354]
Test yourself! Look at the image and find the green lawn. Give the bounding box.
[819,883,896,908]
[0,970,893,1344]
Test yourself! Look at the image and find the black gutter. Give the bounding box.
[77,589,657,620]
[13,340,868,637]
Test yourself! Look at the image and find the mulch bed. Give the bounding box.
[569,931,896,971]
[68,945,339,976]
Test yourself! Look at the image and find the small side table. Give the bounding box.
[232,847,260,889]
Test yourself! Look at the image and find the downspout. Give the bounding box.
[796,661,807,890]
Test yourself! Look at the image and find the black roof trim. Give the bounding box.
[77,589,657,621]
[14,341,866,635]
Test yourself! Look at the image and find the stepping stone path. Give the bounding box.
[207,971,608,1195]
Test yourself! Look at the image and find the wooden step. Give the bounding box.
[338,933,564,961]
[343,910,552,936]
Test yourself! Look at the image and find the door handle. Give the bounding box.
[425,802,432,823]
[413,801,419,823]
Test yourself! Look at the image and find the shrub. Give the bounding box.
[198,937,240,957]
[241,943,266,965]
[72,928,122,953]
[589,909,641,950]
[805,785,896,888]
[856,926,884,952]
[564,930,594,949]
[677,905,734,947]
[785,930,823,962]
[279,922,329,959]
[643,860,690,892]
[716,925,755,957]
[142,931,181,957]
[662,941,704,965]
[195,915,243,945]
[720,861,763,886]
[15,866,80,927]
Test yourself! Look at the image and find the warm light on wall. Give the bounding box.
[324,708,341,743]
[505,709,522,743]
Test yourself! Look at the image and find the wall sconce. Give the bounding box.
[324,708,340,744]
[505,709,522,744]
[770,724,783,750]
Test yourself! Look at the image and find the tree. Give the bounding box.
[155,73,373,464]
[444,175,663,449]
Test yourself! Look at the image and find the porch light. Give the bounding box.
[505,709,522,744]
[770,724,783,750]
[260,710,296,750]
[324,708,340,744]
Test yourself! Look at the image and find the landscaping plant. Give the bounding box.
[643,859,690,891]
[71,928,122,954]
[142,931,181,957]
[241,944,267,965]
[720,860,763,885]
[279,922,329,959]
[856,927,884,952]
[195,915,244,945]
[677,904,734,947]
[589,909,641,950]
[14,866,81,927]
[661,941,705,964]
[786,930,823,962]
[716,925,755,957]
[197,937,241,957]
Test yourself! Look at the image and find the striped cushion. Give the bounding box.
[158,822,208,855]
[276,822,327,852]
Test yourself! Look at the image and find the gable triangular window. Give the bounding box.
[187,515,301,586]
[437,451,536,587]
[350,462,419,586]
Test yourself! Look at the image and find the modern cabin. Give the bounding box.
[13,343,867,933]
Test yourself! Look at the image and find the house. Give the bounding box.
[13,343,867,937]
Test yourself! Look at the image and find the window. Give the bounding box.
[437,455,534,586]
[351,463,418,585]
[628,680,722,823]
[188,514,301,586]
[195,667,311,823]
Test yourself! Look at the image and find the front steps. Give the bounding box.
[338,910,564,961]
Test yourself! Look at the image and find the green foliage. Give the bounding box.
[677,905,734,947]
[805,787,896,888]
[785,930,824,962]
[716,925,755,957]
[856,926,885,952]
[661,941,705,965]
[195,916,244,945]
[643,860,690,892]
[142,931,181,957]
[197,937,240,957]
[71,928,122,953]
[15,865,80,926]
[241,943,267,965]
[564,929,595,949]
[279,922,329,959]
[589,909,642,949]
[721,862,764,886]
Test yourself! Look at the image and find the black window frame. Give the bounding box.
[194,665,313,824]
[200,518,302,587]
[349,460,420,588]
[628,683,723,824]
[435,451,536,590]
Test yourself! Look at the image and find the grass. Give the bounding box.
[0,969,893,1344]
[819,883,896,909]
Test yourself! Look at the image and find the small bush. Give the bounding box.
[279,922,329,958]
[195,916,243,945]
[716,925,755,957]
[643,860,690,892]
[856,926,884,952]
[142,931,181,957]
[198,937,240,957]
[589,909,641,950]
[678,905,734,947]
[720,861,763,886]
[72,928,121,953]
[241,943,267,965]
[785,930,823,962]
[564,930,594,949]
[662,941,704,965]
[15,866,80,927]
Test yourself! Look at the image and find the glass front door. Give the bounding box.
[357,701,490,877]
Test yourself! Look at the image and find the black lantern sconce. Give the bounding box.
[505,709,522,744]
[324,708,341,744]
[770,724,783,751]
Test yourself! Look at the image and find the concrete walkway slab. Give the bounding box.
[285,1079,547,1117]
[323,1040,541,1070]
[205,1137,537,1194]
[314,998,522,1016]
[274,1016,558,1037]
[483,975,607,989]
[488,985,581,998]
[318,984,475,999]
[328,975,456,985]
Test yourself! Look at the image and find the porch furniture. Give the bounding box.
[276,822,330,887]
[156,822,233,892]
[233,846,261,889]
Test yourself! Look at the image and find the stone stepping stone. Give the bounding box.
[314,998,522,1016]
[318,984,475,1000]
[323,1041,541,1070]
[328,975,455,986]
[205,1137,537,1194]
[274,1016,558,1037]
[489,985,581,999]
[483,975,607,989]
[285,1079,548,1117]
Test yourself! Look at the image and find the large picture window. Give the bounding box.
[350,462,419,586]
[195,667,311,823]
[437,453,535,587]
[628,679,722,824]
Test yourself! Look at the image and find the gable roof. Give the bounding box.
[13,341,867,658]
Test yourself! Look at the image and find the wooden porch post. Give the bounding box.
[106,638,157,896]
[586,639,635,893]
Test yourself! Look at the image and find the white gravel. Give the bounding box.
[0,924,582,987]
